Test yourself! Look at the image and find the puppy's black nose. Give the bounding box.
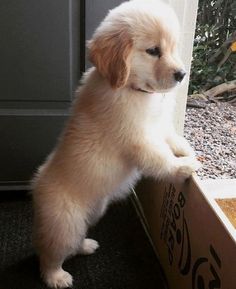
[174,70,186,82]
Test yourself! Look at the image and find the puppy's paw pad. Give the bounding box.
[44,269,73,288]
[80,238,99,255]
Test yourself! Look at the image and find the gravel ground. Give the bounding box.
[184,102,236,179]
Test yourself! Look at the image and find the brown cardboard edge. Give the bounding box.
[134,174,236,261]
[192,175,236,242]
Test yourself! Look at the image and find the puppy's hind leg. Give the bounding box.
[34,205,87,288]
[77,197,109,255]
[78,238,100,255]
[40,253,73,289]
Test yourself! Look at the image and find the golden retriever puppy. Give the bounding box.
[32,0,200,287]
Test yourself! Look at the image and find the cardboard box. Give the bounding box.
[135,176,236,289]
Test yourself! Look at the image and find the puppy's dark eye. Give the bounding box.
[146,46,161,57]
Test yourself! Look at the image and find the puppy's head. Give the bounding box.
[88,0,185,92]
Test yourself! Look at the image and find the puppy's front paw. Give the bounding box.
[174,146,195,158]
[174,157,201,182]
[167,135,196,158]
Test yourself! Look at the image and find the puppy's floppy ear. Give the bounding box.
[88,26,133,89]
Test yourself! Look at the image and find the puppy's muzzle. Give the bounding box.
[174,69,186,82]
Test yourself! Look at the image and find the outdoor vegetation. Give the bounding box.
[189,0,236,103]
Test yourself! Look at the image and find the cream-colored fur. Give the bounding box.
[32,1,200,287]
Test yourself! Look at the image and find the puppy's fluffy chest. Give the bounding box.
[76,69,176,142]
[125,91,176,141]
[145,92,175,127]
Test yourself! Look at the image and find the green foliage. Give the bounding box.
[189,0,236,95]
